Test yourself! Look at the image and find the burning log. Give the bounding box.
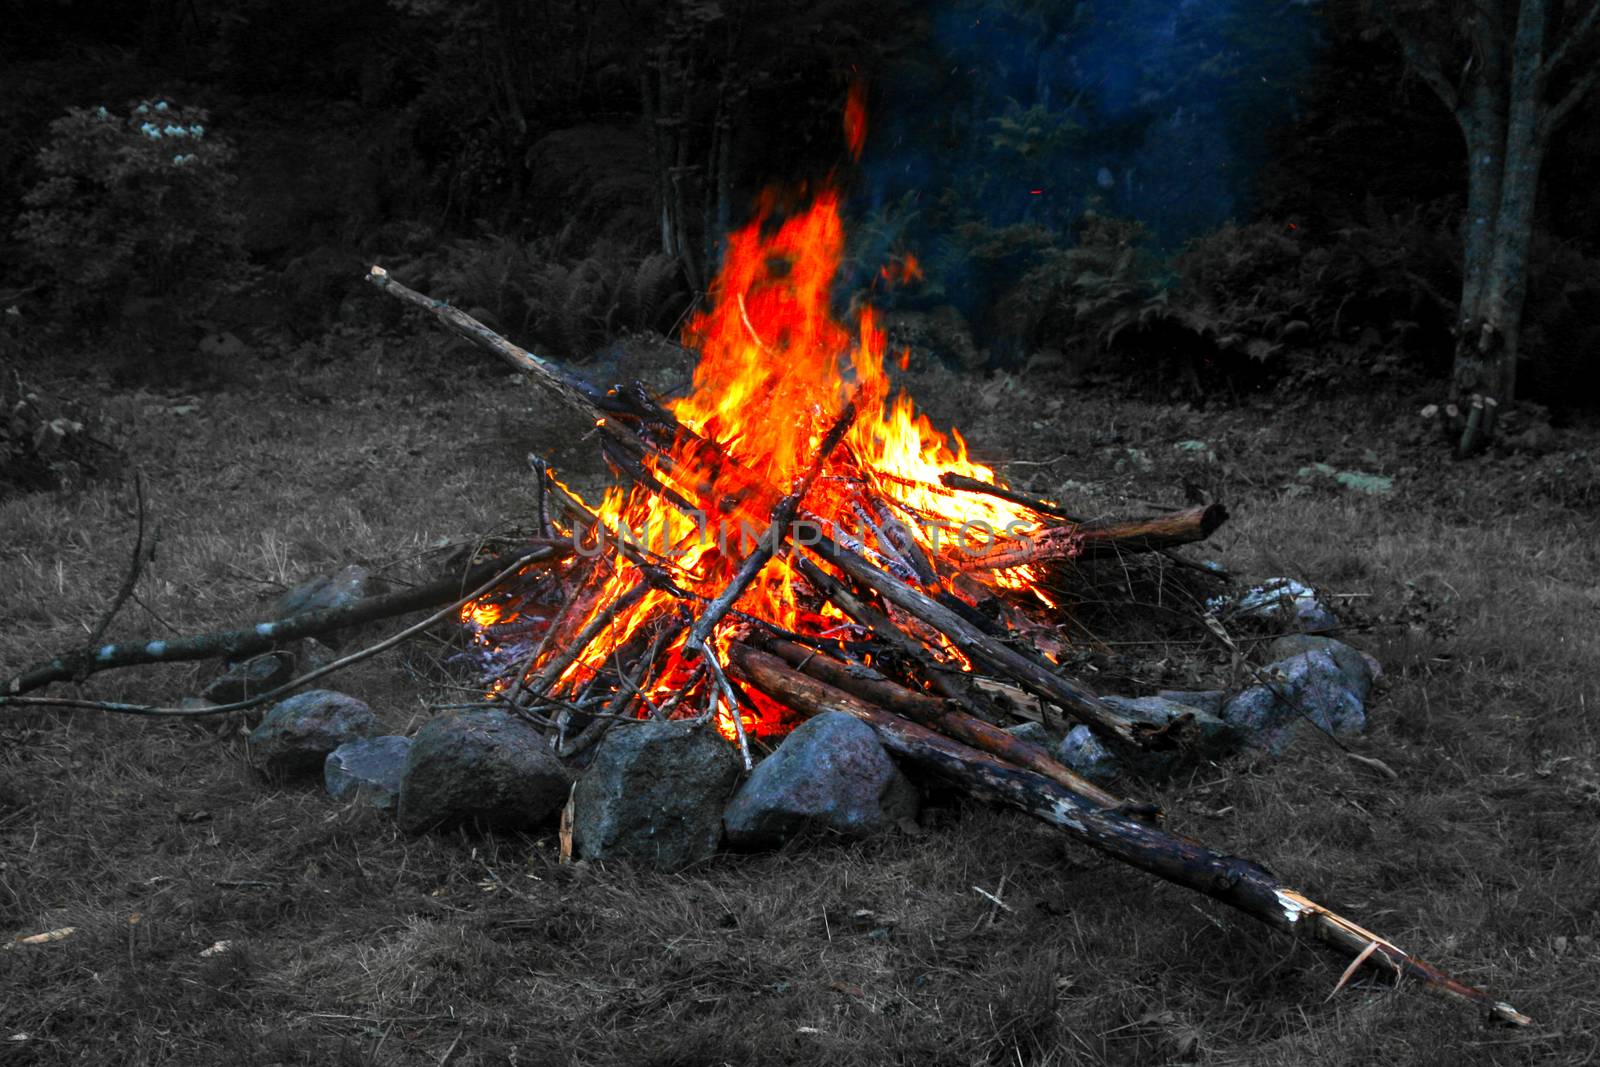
[726,644,1530,1027]
[952,504,1230,572]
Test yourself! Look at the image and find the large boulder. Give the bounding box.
[1221,649,1369,756]
[573,721,739,871]
[723,711,919,849]
[324,735,412,811]
[397,710,571,834]
[248,690,378,779]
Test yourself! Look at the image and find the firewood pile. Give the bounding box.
[347,184,1526,1026]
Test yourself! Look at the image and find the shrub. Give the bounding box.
[15,98,246,325]
[428,234,688,358]
[1,368,122,497]
[994,213,1157,359]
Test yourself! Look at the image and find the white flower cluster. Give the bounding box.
[140,122,204,140]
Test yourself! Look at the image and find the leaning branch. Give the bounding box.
[1,549,560,718]
[952,505,1229,572]
[4,541,572,697]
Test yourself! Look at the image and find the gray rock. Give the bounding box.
[1104,695,1237,760]
[1214,578,1339,634]
[1221,650,1368,756]
[573,720,739,871]
[723,712,919,849]
[248,690,378,779]
[294,637,339,673]
[1057,725,1120,782]
[1264,635,1376,696]
[1155,689,1226,719]
[272,565,382,647]
[1003,720,1057,748]
[397,710,571,834]
[202,651,295,704]
[325,735,412,811]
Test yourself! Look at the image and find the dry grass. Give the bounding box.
[2,338,1598,1065]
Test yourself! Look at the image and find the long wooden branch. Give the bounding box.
[1,550,562,718]
[790,553,996,722]
[368,266,610,426]
[727,645,1530,1027]
[952,505,1229,572]
[3,541,572,697]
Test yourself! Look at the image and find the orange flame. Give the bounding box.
[477,93,1045,741]
[843,81,868,161]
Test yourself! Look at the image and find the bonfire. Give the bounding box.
[0,94,1529,1028]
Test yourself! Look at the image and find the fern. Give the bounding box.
[431,237,688,358]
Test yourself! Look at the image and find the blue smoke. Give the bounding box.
[849,0,1323,334]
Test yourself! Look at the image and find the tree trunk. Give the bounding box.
[1451,0,1549,455]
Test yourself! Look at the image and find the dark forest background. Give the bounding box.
[3,0,1599,410]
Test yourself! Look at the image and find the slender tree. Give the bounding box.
[1372,0,1600,454]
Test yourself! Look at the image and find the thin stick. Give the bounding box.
[1,551,552,718]
[521,580,651,699]
[938,471,1081,522]
[701,646,752,771]
[557,619,684,759]
[805,537,1164,756]
[790,554,993,721]
[503,555,605,708]
[852,501,915,580]
[762,638,1146,816]
[872,499,937,586]
[527,454,553,539]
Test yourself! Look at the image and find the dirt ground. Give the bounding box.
[2,325,1598,1065]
